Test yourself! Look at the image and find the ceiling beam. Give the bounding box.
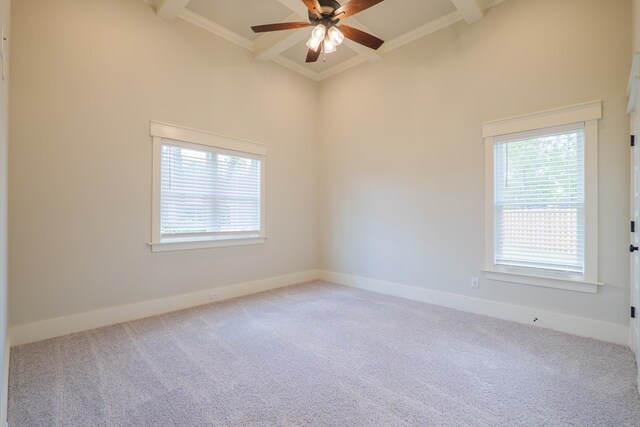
[156,0,192,21]
[450,0,485,24]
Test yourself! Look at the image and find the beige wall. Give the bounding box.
[318,0,632,326]
[9,0,633,333]
[634,0,640,53]
[9,0,318,325]
[0,0,7,422]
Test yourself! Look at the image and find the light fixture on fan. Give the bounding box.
[306,24,326,51]
[306,24,343,55]
[251,0,385,63]
[328,26,344,45]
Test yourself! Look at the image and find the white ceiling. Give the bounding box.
[187,0,293,41]
[151,0,508,80]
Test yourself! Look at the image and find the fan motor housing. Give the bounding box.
[309,0,342,24]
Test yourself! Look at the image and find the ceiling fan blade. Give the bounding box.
[251,22,311,33]
[302,0,324,18]
[339,25,384,50]
[306,46,322,63]
[334,0,384,19]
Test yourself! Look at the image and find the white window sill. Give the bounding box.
[149,236,266,252]
[482,268,603,294]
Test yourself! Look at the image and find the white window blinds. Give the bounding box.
[494,124,585,274]
[160,141,262,238]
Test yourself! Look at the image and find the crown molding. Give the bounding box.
[178,9,254,51]
[384,10,463,52]
[142,0,512,82]
[313,0,510,80]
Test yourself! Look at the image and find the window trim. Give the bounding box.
[148,121,267,252]
[483,101,602,293]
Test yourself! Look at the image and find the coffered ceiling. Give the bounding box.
[149,0,508,81]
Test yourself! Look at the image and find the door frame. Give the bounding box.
[631,111,640,386]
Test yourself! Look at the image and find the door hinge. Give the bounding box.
[632,306,637,319]
[632,221,636,233]
[632,135,636,147]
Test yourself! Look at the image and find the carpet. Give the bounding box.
[8,281,640,426]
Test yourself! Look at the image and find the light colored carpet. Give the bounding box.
[9,281,640,426]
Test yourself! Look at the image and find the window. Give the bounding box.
[149,122,266,252]
[494,124,584,273]
[483,101,601,293]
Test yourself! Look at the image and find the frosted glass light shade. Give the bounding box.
[306,36,322,51]
[323,39,337,54]
[328,27,344,46]
[311,24,326,40]
[306,25,326,51]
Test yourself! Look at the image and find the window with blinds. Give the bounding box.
[493,124,585,274]
[160,141,262,240]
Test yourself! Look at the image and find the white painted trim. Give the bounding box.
[150,236,266,252]
[381,11,458,52]
[483,269,601,294]
[9,270,319,346]
[484,134,495,273]
[484,114,600,291]
[141,0,512,81]
[451,0,485,24]
[178,9,254,51]
[11,267,628,352]
[151,136,162,245]
[482,100,602,137]
[148,121,267,251]
[583,119,599,282]
[156,0,192,21]
[629,52,639,113]
[319,270,630,346]
[149,121,267,156]
[253,13,309,62]
[176,8,321,79]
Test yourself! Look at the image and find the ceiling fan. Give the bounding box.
[251,0,385,63]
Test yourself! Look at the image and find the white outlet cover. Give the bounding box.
[471,277,480,288]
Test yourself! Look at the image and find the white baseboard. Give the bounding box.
[9,268,630,348]
[320,270,630,347]
[9,270,319,346]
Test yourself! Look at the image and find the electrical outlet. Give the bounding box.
[471,277,479,289]
[209,291,220,300]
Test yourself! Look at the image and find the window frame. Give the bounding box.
[483,101,602,293]
[148,121,267,252]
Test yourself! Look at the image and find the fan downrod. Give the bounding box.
[308,0,342,25]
